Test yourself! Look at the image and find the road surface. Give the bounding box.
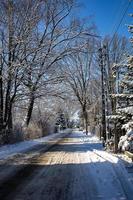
[0,131,133,200]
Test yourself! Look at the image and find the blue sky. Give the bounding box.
[78,0,133,38]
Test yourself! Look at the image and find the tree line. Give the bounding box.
[0,0,132,147]
[0,0,99,143]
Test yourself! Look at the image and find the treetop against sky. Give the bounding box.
[78,0,133,37]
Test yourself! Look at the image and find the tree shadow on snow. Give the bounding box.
[0,159,132,200]
[0,133,132,200]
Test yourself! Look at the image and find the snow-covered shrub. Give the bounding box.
[126,128,133,137]
[118,135,127,150]
[118,128,133,152]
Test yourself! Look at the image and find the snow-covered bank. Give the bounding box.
[79,132,133,199]
[0,129,71,160]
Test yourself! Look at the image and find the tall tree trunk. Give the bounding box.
[0,55,3,138]
[4,0,14,137]
[4,80,12,122]
[83,106,88,135]
[85,111,88,135]
[7,110,13,142]
[26,94,35,127]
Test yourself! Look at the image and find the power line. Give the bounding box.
[109,0,132,48]
[110,0,127,37]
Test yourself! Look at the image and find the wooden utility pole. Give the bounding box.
[103,45,110,140]
[98,46,106,144]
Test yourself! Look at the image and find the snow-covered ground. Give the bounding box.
[74,131,133,199]
[0,130,133,200]
[0,129,71,160]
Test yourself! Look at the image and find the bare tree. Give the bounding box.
[0,0,103,142]
[61,39,100,134]
[21,0,95,126]
[0,0,44,141]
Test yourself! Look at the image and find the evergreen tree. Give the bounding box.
[55,109,66,131]
[108,14,133,151]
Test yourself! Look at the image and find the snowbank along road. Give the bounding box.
[0,131,133,200]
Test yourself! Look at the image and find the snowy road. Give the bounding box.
[0,131,133,200]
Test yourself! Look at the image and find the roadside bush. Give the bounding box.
[23,123,42,140]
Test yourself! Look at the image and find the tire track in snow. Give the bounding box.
[0,134,70,200]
